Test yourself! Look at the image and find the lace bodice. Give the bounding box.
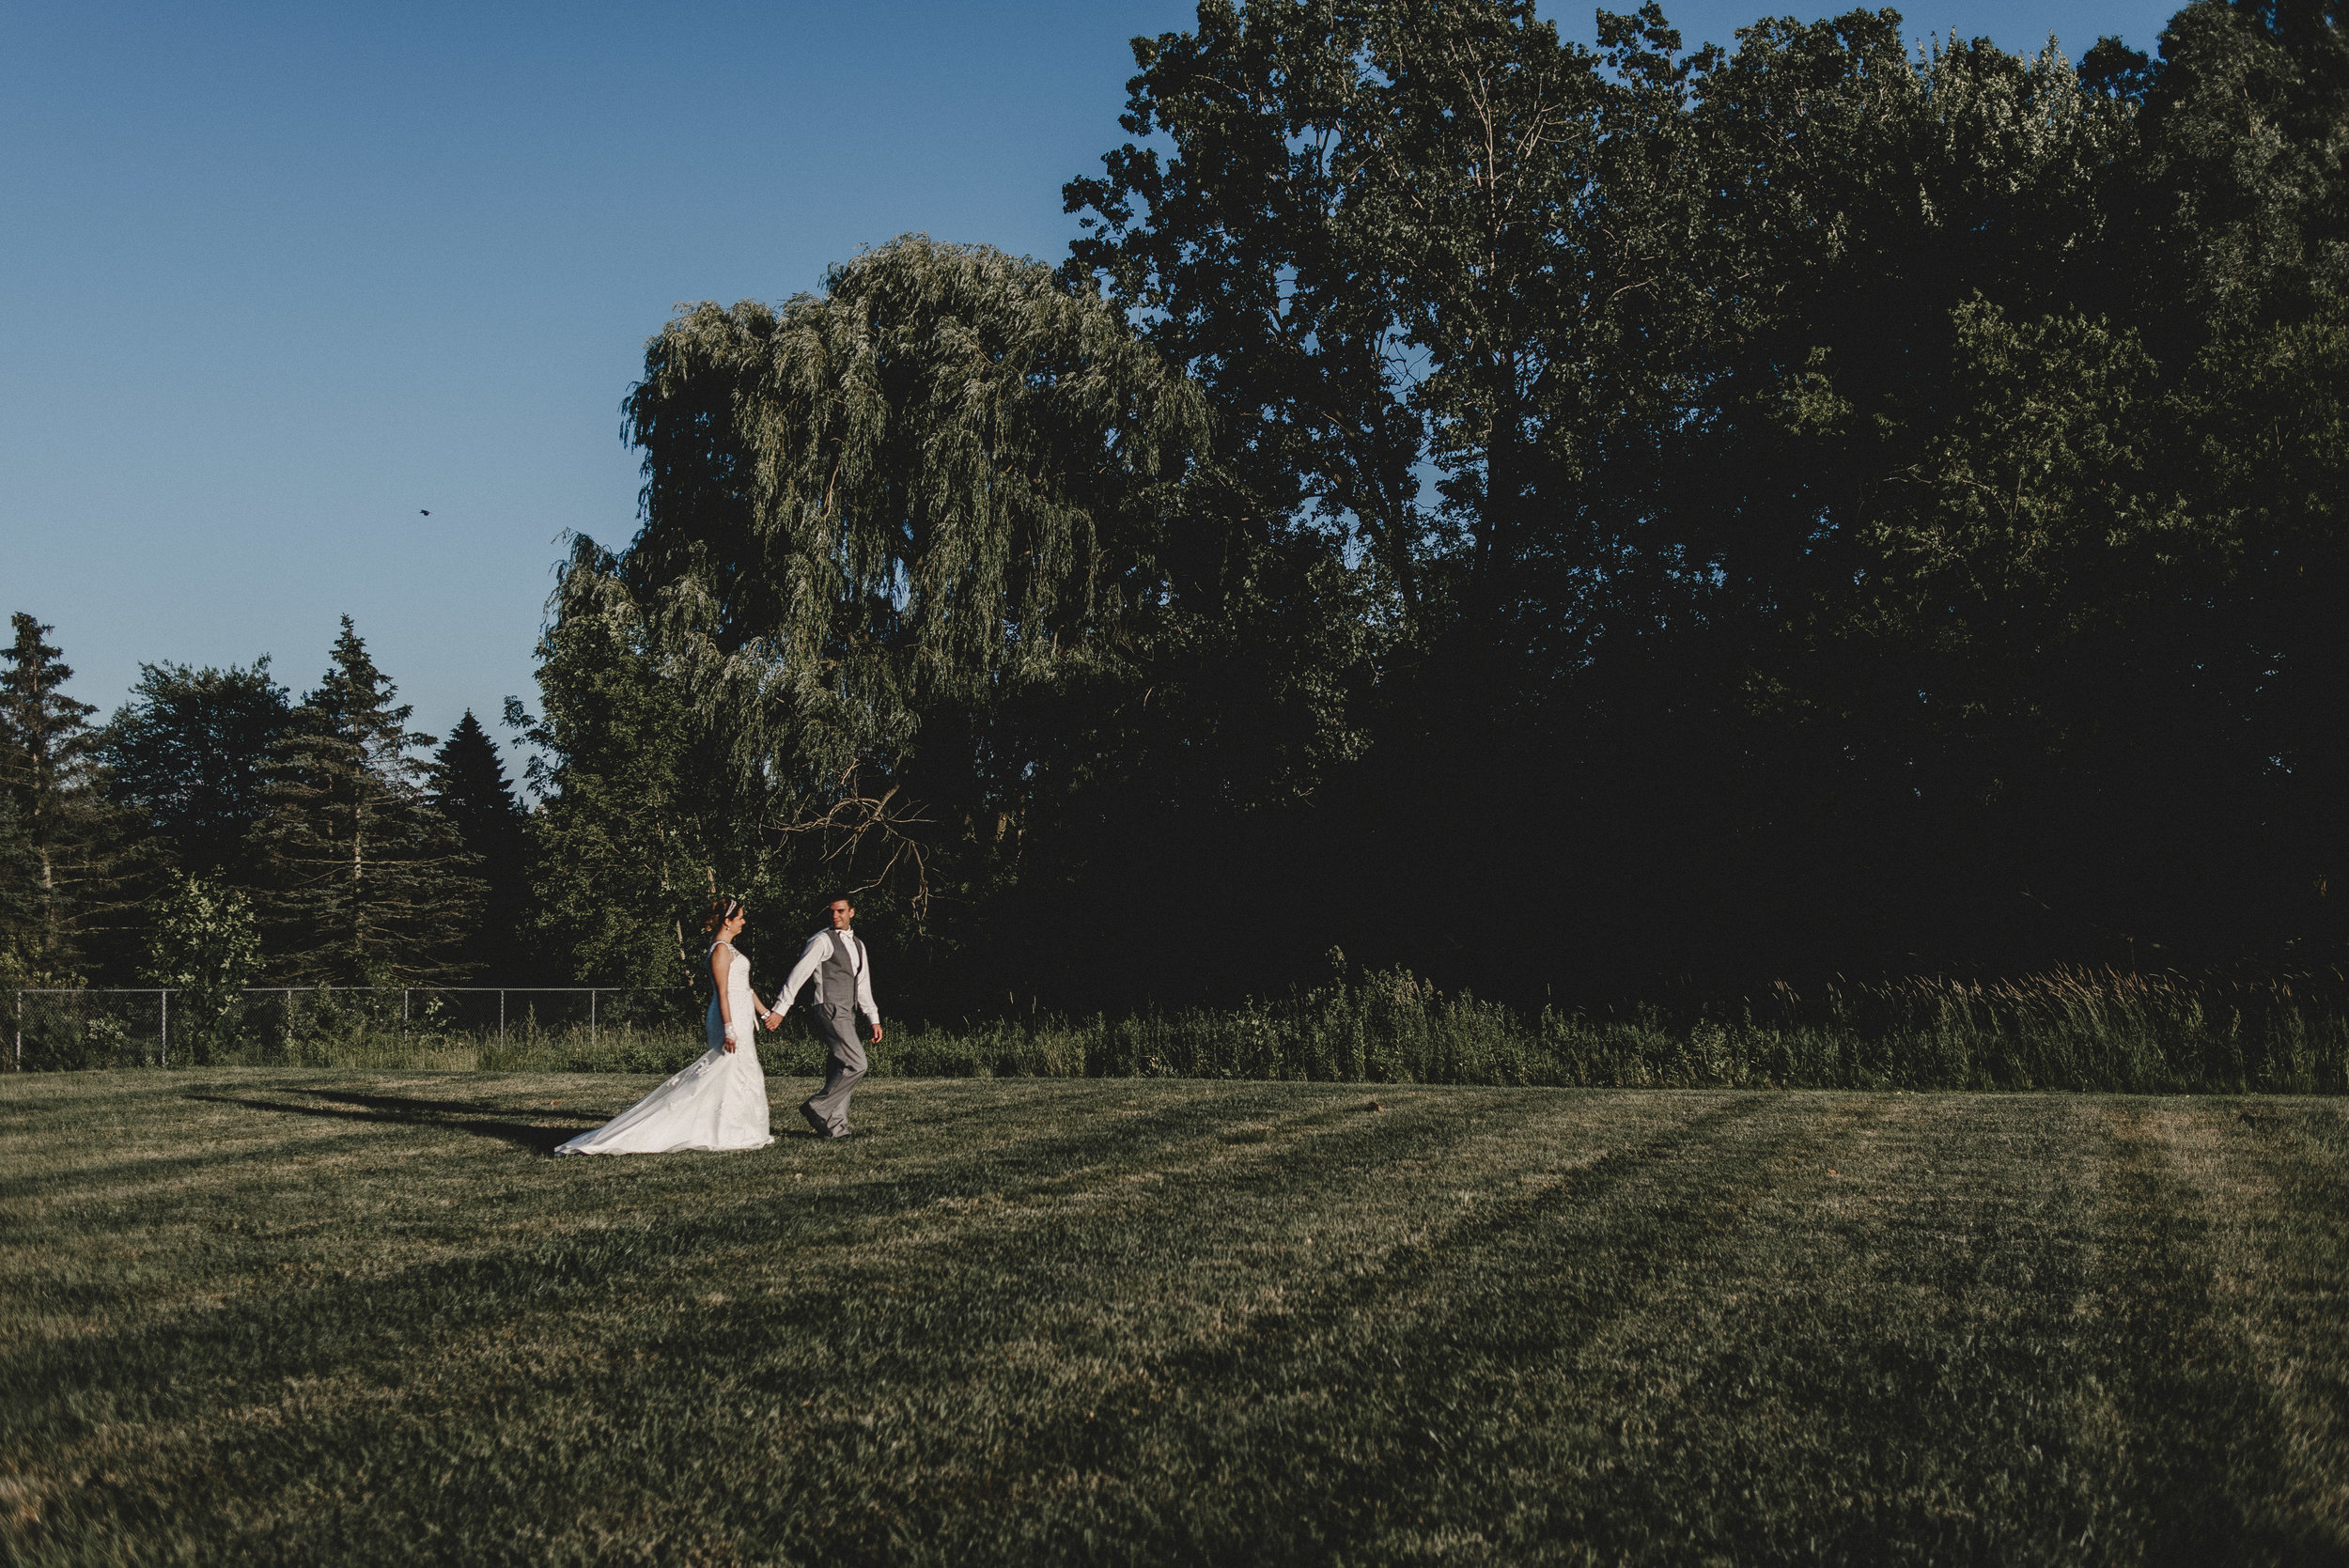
[710,941,755,1019]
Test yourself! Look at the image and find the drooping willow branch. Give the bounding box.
[612,236,1209,913]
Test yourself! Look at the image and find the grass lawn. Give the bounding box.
[4,1072,2347,1565]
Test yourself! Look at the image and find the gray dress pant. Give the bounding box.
[803,1002,867,1133]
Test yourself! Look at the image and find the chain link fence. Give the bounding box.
[7,986,703,1071]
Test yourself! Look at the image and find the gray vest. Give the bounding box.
[814,929,865,1008]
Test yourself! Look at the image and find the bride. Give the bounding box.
[556,896,778,1156]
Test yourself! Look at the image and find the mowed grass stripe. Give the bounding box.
[1348,1095,1914,1561]
[517,1089,1766,1562]
[13,1084,1776,1559]
[2109,1103,2349,1559]
[1527,1094,2113,1563]
[4,1075,2348,1565]
[2221,1105,2349,1544]
[1195,1095,1905,1564]
[782,1094,1773,1560]
[981,1095,1805,1562]
[6,1082,1735,1561]
[11,1083,1461,1479]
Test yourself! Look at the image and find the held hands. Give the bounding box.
[721,1010,784,1053]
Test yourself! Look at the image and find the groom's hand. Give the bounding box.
[762,1010,782,1031]
[870,1022,884,1046]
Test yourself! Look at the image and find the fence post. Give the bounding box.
[500,989,506,1045]
[160,989,169,1069]
[590,988,598,1045]
[12,989,19,1070]
[404,988,411,1030]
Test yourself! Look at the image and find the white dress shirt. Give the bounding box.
[774,927,880,1029]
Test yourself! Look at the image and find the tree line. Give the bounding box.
[8,0,2344,1022]
[0,613,528,998]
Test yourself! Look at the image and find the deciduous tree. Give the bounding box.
[528,237,1211,997]
[1066,0,1707,643]
[518,554,714,988]
[144,873,262,1064]
[101,659,290,880]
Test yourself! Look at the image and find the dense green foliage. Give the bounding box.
[139,874,262,1066]
[8,1073,2349,1562]
[101,657,289,881]
[527,235,1218,992]
[5,0,2342,1029]
[511,564,711,989]
[531,0,2348,1017]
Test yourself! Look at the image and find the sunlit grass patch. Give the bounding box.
[4,1071,2347,1564]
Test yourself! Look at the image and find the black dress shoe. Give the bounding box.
[798,1101,828,1137]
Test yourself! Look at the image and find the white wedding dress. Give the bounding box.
[556,943,775,1156]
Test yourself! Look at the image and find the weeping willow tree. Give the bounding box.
[528,236,1210,977]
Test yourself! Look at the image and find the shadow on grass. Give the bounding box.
[184,1089,598,1155]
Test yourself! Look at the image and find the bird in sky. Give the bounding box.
[420,509,430,516]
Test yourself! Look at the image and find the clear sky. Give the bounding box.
[4,0,2180,768]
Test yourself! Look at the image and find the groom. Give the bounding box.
[772,895,883,1139]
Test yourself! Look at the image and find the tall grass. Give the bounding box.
[16,965,2345,1093]
[877,965,2349,1094]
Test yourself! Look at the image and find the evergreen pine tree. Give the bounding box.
[0,795,42,989]
[0,613,117,984]
[431,709,532,980]
[252,617,482,983]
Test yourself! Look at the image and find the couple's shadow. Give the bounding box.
[187,1088,603,1155]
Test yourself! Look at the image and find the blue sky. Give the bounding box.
[4,0,2179,769]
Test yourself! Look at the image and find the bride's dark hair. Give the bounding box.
[703,894,745,936]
